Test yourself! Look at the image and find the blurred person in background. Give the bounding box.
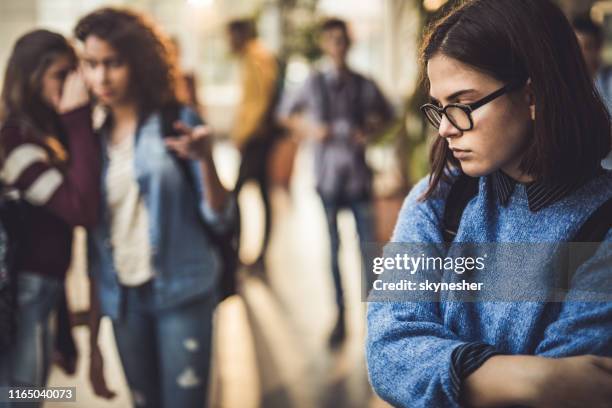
[75,8,232,408]
[573,16,612,169]
[0,29,100,403]
[170,36,204,115]
[278,18,394,346]
[367,0,612,407]
[227,18,281,272]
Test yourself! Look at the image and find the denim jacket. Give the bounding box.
[88,107,230,319]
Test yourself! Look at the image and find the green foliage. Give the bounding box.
[277,0,321,61]
[382,0,464,191]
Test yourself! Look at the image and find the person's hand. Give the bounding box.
[165,122,214,161]
[530,355,612,408]
[53,350,77,376]
[463,354,612,408]
[58,70,90,114]
[89,344,116,399]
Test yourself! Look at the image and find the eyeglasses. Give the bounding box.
[420,83,524,131]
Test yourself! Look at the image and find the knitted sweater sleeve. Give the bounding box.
[0,105,101,228]
[366,177,467,408]
[535,228,612,357]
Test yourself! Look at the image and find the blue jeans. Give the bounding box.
[0,272,62,408]
[111,282,216,408]
[320,198,375,310]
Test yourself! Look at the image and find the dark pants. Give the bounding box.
[235,137,274,263]
[320,197,375,311]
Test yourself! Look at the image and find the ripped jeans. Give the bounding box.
[111,281,216,408]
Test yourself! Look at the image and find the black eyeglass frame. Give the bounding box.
[420,82,525,131]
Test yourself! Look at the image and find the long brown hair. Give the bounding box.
[74,8,181,117]
[420,0,610,199]
[0,29,76,136]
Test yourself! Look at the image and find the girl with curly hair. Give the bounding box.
[74,8,232,407]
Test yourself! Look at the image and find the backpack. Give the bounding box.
[160,104,240,301]
[442,173,612,292]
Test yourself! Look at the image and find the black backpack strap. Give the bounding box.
[563,197,612,284]
[160,102,181,139]
[160,104,206,208]
[315,71,332,124]
[160,103,201,201]
[573,197,612,242]
[351,73,365,128]
[443,174,479,244]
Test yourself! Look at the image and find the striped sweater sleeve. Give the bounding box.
[0,105,101,227]
[450,342,502,398]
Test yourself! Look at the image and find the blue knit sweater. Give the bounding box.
[366,171,612,408]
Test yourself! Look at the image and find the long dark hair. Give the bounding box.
[0,29,76,136]
[74,8,180,117]
[420,0,610,199]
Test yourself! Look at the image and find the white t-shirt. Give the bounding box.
[106,135,155,286]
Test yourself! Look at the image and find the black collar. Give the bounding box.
[491,170,580,212]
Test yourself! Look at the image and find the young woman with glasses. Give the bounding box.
[367,0,611,407]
